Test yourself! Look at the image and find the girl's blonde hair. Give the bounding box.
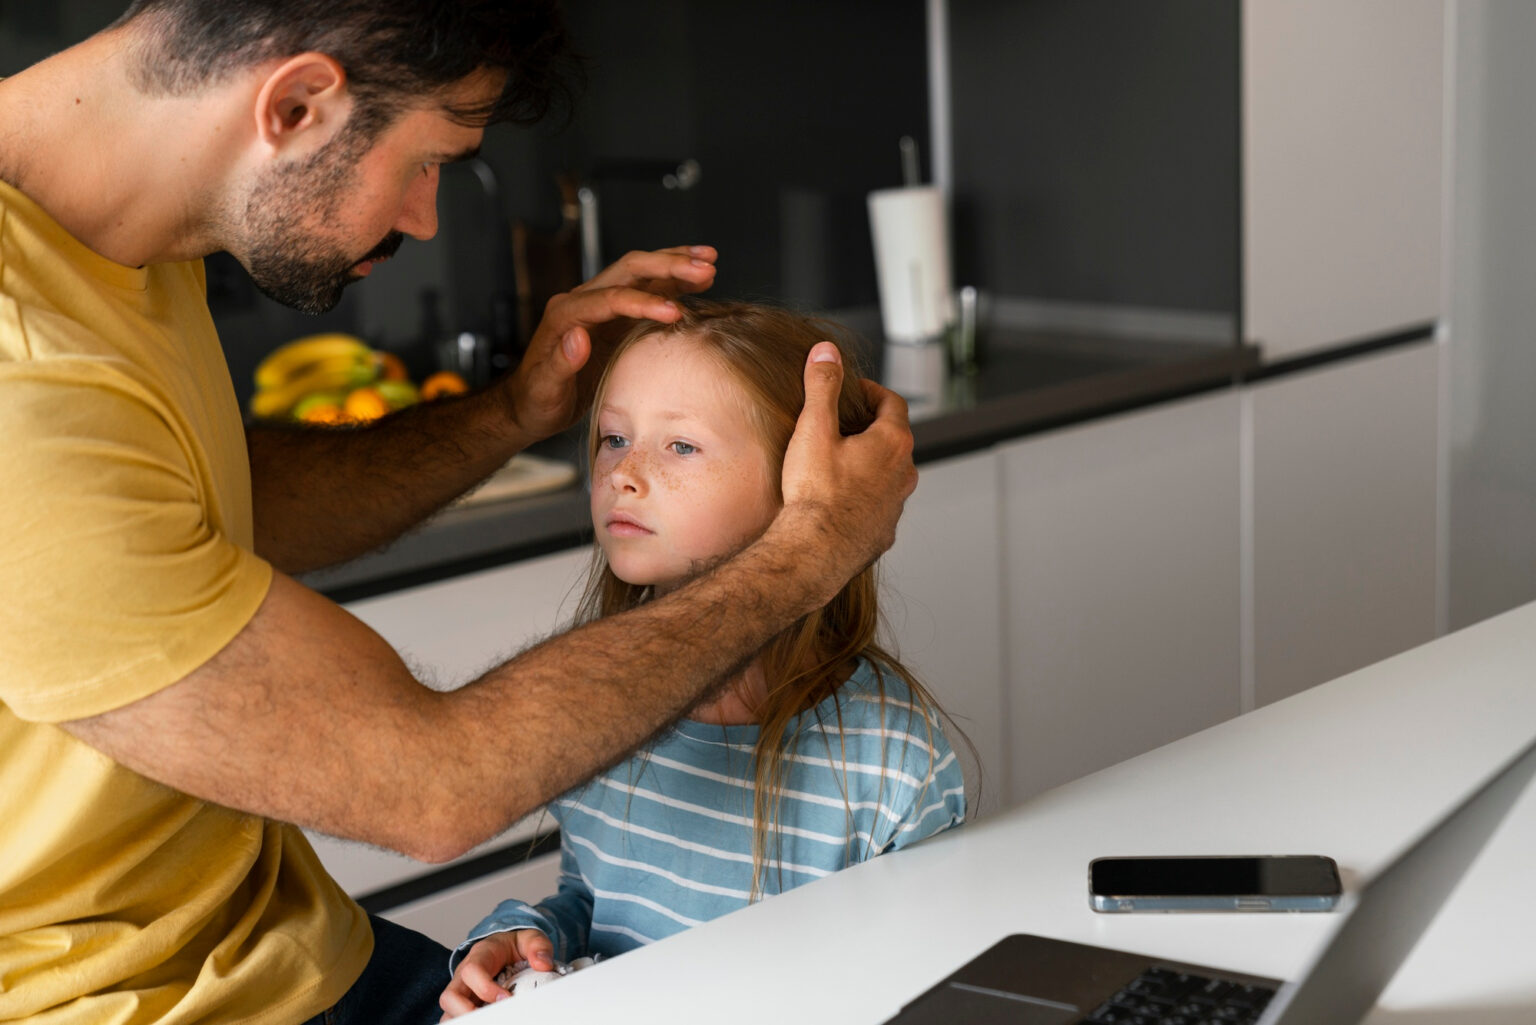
[575,299,959,899]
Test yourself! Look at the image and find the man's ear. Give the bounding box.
[253,53,350,153]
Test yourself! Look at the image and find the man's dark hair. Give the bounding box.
[114,0,575,136]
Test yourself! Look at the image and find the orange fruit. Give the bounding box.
[420,370,470,400]
[375,351,410,382]
[298,403,349,425]
[343,387,390,422]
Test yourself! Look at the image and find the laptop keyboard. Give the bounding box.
[1081,966,1277,1025]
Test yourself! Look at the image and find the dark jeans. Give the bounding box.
[302,915,451,1025]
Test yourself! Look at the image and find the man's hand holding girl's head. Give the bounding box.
[780,342,917,595]
[501,245,718,445]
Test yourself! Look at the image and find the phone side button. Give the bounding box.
[1236,898,1272,911]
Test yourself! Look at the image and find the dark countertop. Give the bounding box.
[305,328,1259,603]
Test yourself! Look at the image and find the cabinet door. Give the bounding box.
[1000,392,1243,802]
[881,449,1006,815]
[1251,343,1440,705]
[380,851,564,951]
[345,546,591,690]
[1243,0,1444,359]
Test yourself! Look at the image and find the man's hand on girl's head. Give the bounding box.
[779,342,917,588]
[500,245,718,445]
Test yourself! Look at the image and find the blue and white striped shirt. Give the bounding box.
[451,659,966,967]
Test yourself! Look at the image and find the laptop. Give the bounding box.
[886,732,1536,1025]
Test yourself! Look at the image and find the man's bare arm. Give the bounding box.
[248,247,717,574]
[65,345,916,863]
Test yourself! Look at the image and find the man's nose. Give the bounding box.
[396,164,440,241]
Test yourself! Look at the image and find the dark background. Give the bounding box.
[1,1,1238,409]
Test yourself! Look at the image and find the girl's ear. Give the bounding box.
[251,52,350,154]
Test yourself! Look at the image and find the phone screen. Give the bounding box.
[1090,856,1341,898]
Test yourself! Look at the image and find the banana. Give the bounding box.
[248,359,378,419]
[254,333,373,391]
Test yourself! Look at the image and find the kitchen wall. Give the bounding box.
[948,0,1240,324]
[1445,0,1536,629]
[5,1,1248,407]
[221,1,931,404]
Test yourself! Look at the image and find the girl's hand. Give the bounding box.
[438,929,557,1018]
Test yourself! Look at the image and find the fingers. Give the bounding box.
[546,286,680,334]
[505,244,716,442]
[438,978,487,1019]
[859,377,912,432]
[578,245,717,296]
[458,958,511,1007]
[438,934,517,1017]
[856,379,917,497]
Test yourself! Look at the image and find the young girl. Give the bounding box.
[439,300,967,1015]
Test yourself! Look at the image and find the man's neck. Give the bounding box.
[0,27,243,267]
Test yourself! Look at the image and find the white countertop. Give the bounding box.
[464,600,1536,1025]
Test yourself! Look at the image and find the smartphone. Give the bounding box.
[1088,855,1342,912]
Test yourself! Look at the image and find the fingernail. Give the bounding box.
[562,332,580,361]
[810,344,840,364]
[689,245,711,257]
[691,258,712,267]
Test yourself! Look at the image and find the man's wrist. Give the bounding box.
[750,502,852,613]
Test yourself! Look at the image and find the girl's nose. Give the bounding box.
[608,450,648,495]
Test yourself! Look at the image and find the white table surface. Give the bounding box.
[465,601,1536,1025]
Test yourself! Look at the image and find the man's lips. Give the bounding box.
[353,233,405,276]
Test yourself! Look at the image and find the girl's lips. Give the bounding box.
[605,513,652,537]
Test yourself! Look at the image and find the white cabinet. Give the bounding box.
[998,391,1244,802]
[1243,0,1445,359]
[880,449,1006,814]
[381,853,564,951]
[344,546,591,691]
[1250,343,1441,705]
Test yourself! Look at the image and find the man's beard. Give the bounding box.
[239,127,404,314]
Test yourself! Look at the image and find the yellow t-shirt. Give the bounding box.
[0,180,371,1023]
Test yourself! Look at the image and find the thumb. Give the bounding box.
[519,932,556,972]
[560,327,591,372]
[798,342,844,437]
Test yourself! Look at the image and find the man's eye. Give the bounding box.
[669,441,697,456]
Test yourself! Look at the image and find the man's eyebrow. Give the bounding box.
[437,144,482,164]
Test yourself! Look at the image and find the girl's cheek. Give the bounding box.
[591,450,617,484]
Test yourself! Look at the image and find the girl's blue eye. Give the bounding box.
[602,434,629,450]
[669,441,697,456]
